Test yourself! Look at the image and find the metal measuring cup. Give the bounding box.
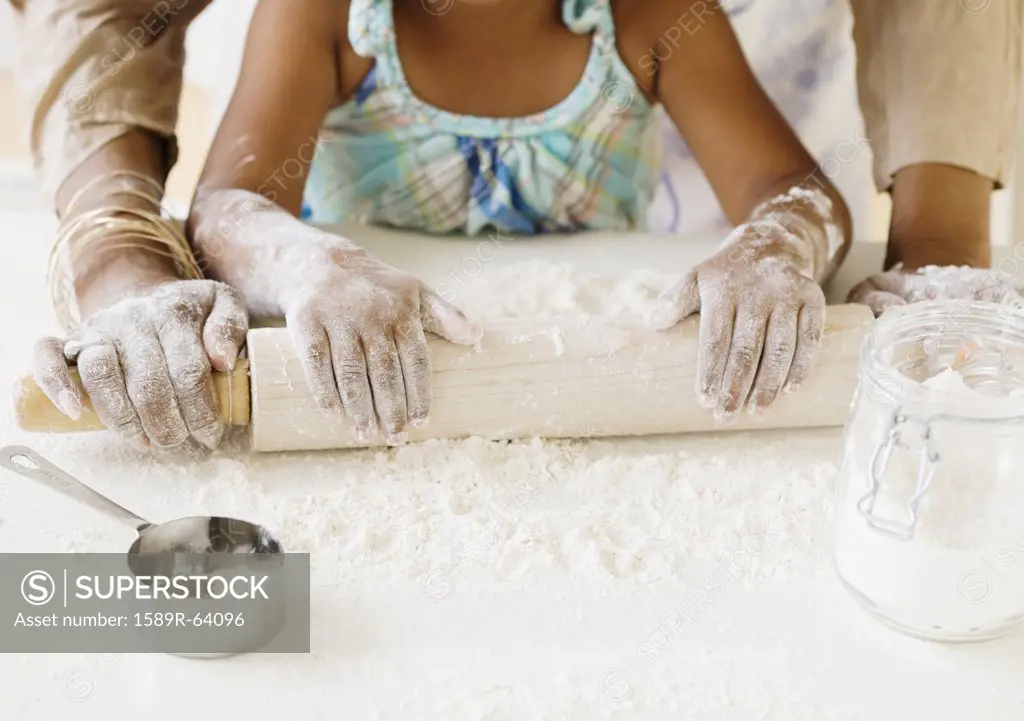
[0,445,287,657]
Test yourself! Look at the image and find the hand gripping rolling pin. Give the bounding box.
[13,306,874,452]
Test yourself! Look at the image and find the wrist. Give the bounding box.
[190,187,365,315]
[724,221,817,278]
[887,163,994,271]
[885,235,991,272]
[744,183,850,282]
[75,244,181,320]
[274,243,364,312]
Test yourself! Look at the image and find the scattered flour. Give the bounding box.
[452,259,679,323]
[7,257,1024,719]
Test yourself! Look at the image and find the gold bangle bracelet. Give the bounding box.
[49,170,205,331]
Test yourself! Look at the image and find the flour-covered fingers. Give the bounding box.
[846,277,905,317]
[201,282,248,372]
[288,315,342,416]
[32,336,83,420]
[647,271,700,330]
[717,308,767,420]
[328,330,375,442]
[75,340,148,447]
[159,321,222,450]
[118,332,189,448]
[364,334,409,444]
[394,320,432,427]
[748,306,799,413]
[785,289,827,392]
[420,286,481,345]
[696,293,735,410]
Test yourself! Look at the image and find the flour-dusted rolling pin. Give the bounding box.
[14,305,874,452]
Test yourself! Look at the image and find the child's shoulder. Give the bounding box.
[610,0,686,95]
[612,0,706,45]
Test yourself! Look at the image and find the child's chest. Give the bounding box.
[334,0,649,118]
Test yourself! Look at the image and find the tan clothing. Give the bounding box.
[9,0,1023,207]
[11,0,209,202]
[850,0,1022,192]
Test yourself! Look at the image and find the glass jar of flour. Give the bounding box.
[834,300,1024,642]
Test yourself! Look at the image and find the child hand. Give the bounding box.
[848,264,1024,316]
[33,280,248,449]
[646,222,826,420]
[282,250,482,445]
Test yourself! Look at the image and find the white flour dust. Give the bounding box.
[9,257,1024,719]
[452,259,679,324]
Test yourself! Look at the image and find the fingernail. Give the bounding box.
[386,431,408,446]
[715,408,737,424]
[195,426,225,450]
[714,400,737,422]
[646,304,676,330]
[410,415,429,429]
[465,323,485,350]
[318,400,340,418]
[128,433,150,451]
[57,389,82,420]
[697,392,716,409]
[354,423,373,444]
[783,381,801,393]
[217,341,239,371]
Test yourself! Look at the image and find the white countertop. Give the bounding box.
[1,212,1022,720]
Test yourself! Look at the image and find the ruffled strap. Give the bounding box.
[348,0,392,59]
[561,0,614,35]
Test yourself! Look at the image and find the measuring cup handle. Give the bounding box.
[0,446,151,531]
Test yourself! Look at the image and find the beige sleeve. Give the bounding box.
[9,0,212,206]
[850,0,1022,192]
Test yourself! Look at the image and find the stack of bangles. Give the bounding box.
[47,170,205,331]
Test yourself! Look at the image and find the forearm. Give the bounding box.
[641,0,852,285]
[59,130,182,318]
[851,0,1021,195]
[13,0,203,204]
[188,188,362,318]
[850,0,1019,272]
[12,0,214,322]
[886,164,994,271]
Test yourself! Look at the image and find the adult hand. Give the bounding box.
[33,280,248,449]
[848,264,1024,316]
[282,248,481,445]
[646,222,826,420]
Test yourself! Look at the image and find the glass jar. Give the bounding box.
[834,300,1024,643]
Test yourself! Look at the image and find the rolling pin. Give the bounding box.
[14,304,874,452]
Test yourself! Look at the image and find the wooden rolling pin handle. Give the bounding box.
[13,359,251,433]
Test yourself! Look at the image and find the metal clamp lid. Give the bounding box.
[856,411,940,542]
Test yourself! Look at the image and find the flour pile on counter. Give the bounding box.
[450,259,679,323]
[41,433,838,591]
[29,261,837,589]
[11,258,1015,719]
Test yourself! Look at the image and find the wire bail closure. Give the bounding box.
[856,410,940,542]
